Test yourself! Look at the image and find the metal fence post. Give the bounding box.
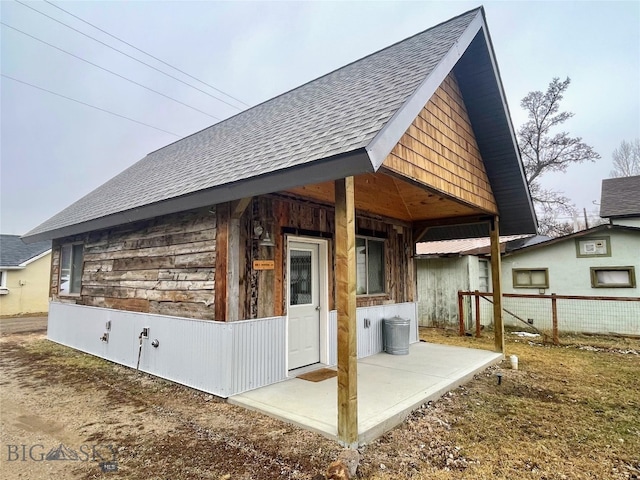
[551,293,559,346]
[458,291,464,336]
[475,290,481,338]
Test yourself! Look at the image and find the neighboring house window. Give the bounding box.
[512,268,549,288]
[590,267,636,288]
[479,259,490,292]
[59,244,84,295]
[356,236,385,295]
[575,237,611,257]
[0,270,7,294]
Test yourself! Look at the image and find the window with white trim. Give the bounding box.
[59,244,84,295]
[590,267,636,288]
[0,270,7,294]
[512,268,549,288]
[356,236,385,295]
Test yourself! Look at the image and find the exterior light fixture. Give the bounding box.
[259,230,275,247]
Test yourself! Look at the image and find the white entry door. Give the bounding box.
[288,241,320,370]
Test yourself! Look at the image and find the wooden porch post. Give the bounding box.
[215,203,229,320]
[490,216,504,353]
[227,216,240,321]
[215,199,251,321]
[335,177,358,446]
[227,198,252,321]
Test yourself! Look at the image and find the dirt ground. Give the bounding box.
[1,327,639,479]
[0,316,47,335]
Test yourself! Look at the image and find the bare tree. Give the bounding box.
[610,139,640,177]
[517,77,601,236]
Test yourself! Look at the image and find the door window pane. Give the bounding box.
[290,250,312,305]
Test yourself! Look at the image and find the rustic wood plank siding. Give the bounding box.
[51,209,216,319]
[50,196,413,321]
[237,195,414,318]
[416,257,469,326]
[383,73,498,213]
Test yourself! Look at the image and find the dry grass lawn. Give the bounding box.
[388,328,640,480]
[1,328,638,479]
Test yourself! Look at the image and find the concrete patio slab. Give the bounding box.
[229,342,503,445]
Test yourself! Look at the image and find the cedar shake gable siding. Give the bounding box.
[383,73,497,213]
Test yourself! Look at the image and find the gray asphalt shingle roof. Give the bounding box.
[24,10,479,240]
[25,8,538,243]
[0,235,51,267]
[600,175,640,218]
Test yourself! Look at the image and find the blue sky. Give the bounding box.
[1,1,639,234]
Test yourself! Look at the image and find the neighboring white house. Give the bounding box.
[500,224,640,335]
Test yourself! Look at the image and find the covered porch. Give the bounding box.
[230,341,502,445]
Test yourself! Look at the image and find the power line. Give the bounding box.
[2,73,183,137]
[43,0,250,109]
[13,0,245,112]
[1,22,220,121]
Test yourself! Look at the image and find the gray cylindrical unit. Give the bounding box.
[383,316,410,355]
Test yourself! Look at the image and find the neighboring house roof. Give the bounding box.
[415,234,547,257]
[24,7,535,243]
[0,235,51,268]
[600,175,640,218]
[503,224,640,257]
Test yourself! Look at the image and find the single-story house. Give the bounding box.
[0,235,51,316]
[23,7,536,445]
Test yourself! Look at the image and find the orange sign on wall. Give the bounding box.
[253,260,275,270]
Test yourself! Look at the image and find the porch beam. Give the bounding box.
[413,214,492,242]
[335,176,358,446]
[489,216,504,353]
